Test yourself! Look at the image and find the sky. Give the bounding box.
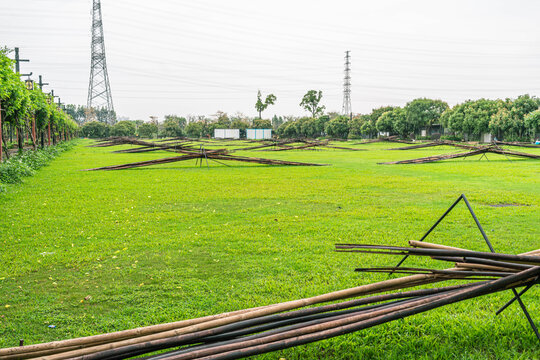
[1,0,540,121]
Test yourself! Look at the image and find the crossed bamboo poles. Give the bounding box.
[85,138,329,170]
[381,142,540,164]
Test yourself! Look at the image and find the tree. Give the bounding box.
[298,117,318,138]
[315,115,330,136]
[272,115,284,130]
[81,121,110,138]
[255,91,277,119]
[524,110,540,140]
[348,115,371,139]
[489,101,513,140]
[300,90,325,118]
[509,95,540,139]
[185,121,204,138]
[95,107,117,124]
[391,108,410,137]
[162,118,184,137]
[252,119,272,128]
[111,120,136,137]
[405,98,448,135]
[138,123,158,138]
[376,111,396,135]
[325,116,350,138]
[164,114,187,129]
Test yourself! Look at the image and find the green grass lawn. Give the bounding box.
[1,139,539,359]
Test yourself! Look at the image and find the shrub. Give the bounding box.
[111,121,137,137]
[440,135,462,141]
[81,121,111,139]
[0,141,75,185]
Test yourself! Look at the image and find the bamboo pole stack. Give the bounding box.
[2,241,538,360]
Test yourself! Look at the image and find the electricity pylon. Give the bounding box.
[87,0,115,124]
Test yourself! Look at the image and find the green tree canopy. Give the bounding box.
[325,116,350,138]
[255,91,277,119]
[300,90,325,118]
[405,98,449,134]
[111,120,136,137]
[138,123,158,138]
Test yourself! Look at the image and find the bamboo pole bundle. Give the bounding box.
[380,145,540,164]
[2,270,487,360]
[4,241,538,360]
[494,141,540,148]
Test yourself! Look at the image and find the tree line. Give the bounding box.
[81,89,540,142]
[0,48,78,159]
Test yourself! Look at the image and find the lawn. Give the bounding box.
[0,139,539,359]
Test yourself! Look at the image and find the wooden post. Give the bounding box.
[32,114,37,150]
[48,122,51,146]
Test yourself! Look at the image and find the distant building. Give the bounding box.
[247,129,272,140]
[481,133,493,143]
[214,129,240,139]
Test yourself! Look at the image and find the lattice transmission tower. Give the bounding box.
[342,50,352,118]
[87,0,115,123]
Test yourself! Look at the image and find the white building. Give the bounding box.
[214,129,240,139]
[247,129,272,140]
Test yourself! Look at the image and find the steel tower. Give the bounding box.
[342,51,352,117]
[87,0,115,123]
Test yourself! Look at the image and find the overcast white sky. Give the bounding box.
[2,0,540,121]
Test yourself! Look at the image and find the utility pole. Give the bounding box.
[14,48,32,76]
[38,75,49,90]
[88,0,115,124]
[342,50,352,120]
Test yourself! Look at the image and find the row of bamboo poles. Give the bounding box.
[85,138,330,170]
[2,241,538,360]
[380,144,540,164]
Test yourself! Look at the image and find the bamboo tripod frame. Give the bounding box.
[392,194,540,341]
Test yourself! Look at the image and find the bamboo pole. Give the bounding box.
[193,267,540,360]
[409,240,468,251]
[0,307,271,358]
[79,289,472,360]
[33,273,459,360]
[336,245,540,265]
[455,263,516,273]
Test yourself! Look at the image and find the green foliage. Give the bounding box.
[162,118,184,137]
[252,119,272,129]
[298,118,318,138]
[111,121,137,137]
[255,91,277,119]
[164,115,187,129]
[0,141,74,184]
[272,115,284,130]
[81,121,111,139]
[185,121,204,138]
[325,116,350,138]
[405,98,449,134]
[64,104,87,124]
[348,115,370,139]
[524,110,540,138]
[376,110,397,134]
[300,90,325,118]
[138,123,158,139]
[0,48,78,135]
